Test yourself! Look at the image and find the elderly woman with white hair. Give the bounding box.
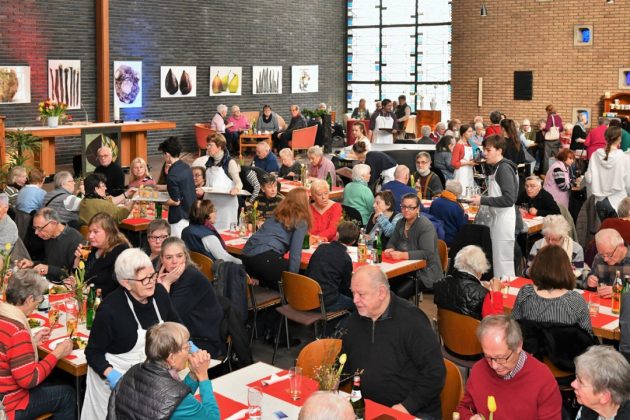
[307,145,337,185]
[434,245,503,320]
[226,104,250,153]
[342,164,374,225]
[82,248,181,420]
[572,346,630,419]
[526,214,584,278]
[210,104,232,134]
[427,179,468,245]
[516,175,561,217]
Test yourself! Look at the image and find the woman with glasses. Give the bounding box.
[79,173,133,225]
[83,248,181,420]
[145,219,171,264]
[191,166,206,199]
[108,322,219,419]
[73,212,131,298]
[513,244,592,334]
[516,176,561,217]
[572,346,630,420]
[526,215,584,278]
[157,237,225,357]
[0,269,75,420]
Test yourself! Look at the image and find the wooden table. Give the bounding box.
[502,277,620,340]
[240,132,272,155]
[278,178,344,201]
[220,230,426,278]
[5,120,176,174]
[211,361,417,420]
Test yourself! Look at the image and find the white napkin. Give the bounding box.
[224,408,248,420]
[261,372,290,386]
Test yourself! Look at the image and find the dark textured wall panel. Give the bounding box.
[0,0,345,165]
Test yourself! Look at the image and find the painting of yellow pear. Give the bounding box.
[209,66,242,96]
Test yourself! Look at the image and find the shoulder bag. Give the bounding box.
[544,115,560,141]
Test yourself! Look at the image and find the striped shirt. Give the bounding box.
[512,285,592,334]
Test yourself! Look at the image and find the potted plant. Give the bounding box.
[5,129,41,168]
[302,108,333,153]
[38,98,67,127]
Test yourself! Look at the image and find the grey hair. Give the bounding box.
[454,245,489,276]
[421,125,432,137]
[353,265,389,290]
[394,164,410,180]
[279,148,294,159]
[416,151,432,163]
[575,346,630,405]
[310,179,329,194]
[35,207,61,223]
[307,145,324,157]
[8,166,26,184]
[147,219,171,236]
[351,164,371,182]
[54,171,74,189]
[595,228,624,249]
[114,248,153,283]
[231,105,240,112]
[445,179,463,197]
[318,103,327,110]
[617,197,630,218]
[256,141,270,151]
[6,269,48,306]
[474,122,484,130]
[0,193,8,207]
[477,315,523,352]
[541,214,570,239]
[298,391,355,420]
[525,175,543,186]
[145,322,190,364]
[217,104,227,113]
[97,146,112,156]
[436,122,446,131]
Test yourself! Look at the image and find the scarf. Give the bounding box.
[203,220,226,249]
[0,301,38,359]
[262,113,273,124]
[206,149,232,175]
[542,237,574,262]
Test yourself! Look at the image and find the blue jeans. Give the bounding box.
[14,384,76,420]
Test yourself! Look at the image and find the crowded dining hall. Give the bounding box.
[1,1,630,419]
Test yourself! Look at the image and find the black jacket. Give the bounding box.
[577,402,630,420]
[434,270,488,320]
[516,188,561,217]
[107,362,189,420]
[166,160,196,224]
[305,241,353,308]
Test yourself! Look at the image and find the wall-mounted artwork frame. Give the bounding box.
[619,68,630,90]
[0,66,30,104]
[571,107,591,127]
[48,60,81,109]
[573,24,593,46]
[291,65,319,93]
[210,67,242,96]
[160,66,196,98]
[114,61,142,108]
[253,66,282,95]
[81,126,121,174]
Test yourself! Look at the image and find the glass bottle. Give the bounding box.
[350,375,365,420]
[357,228,367,263]
[612,270,623,315]
[375,228,383,264]
[86,284,96,330]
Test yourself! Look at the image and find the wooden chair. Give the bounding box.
[296,338,342,379]
[437,239,448,274]
[272,272,348,364]
[437,308,483,369]
[79,224,89,240]
[289,125,317,154]
[276,114,287,130]
[440,358,464,419]
[194,123,216,156]
[189,251,214,281]
[246,274,281,344]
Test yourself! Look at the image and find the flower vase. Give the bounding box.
[74,294,86,323]
[430,98,438,110]
[47,116,59,128]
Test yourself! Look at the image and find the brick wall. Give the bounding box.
[0,0,345,165]
[451,0,630,127]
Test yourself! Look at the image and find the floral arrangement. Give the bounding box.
[38,99,67,117]
[314,353,347,391]
[478,395,497,420]
[0,243,13,294]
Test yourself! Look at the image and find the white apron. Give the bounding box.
[454,144,475,190]
[373,114,394,144]
[81,295,163,420]
[205,166,239,231]
[487,165,516,278]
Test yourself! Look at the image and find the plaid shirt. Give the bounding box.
[590,248,630,286]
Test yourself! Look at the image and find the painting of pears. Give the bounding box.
[209,67,242,96]
[160,66,197,97]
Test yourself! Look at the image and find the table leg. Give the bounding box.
[75,375,82,419]
[131,131,147,163]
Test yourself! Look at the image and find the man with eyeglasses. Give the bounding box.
[587,228,630,298]
[42,171,83,227]
[17,207,83,284]
[275,104,306,150]
[456,315,562,419]
[94,146,125,197]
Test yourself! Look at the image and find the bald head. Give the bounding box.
[298,392,355,420]
[394,165,410,182]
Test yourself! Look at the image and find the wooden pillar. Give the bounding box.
[96,0,110,122]
[0,116,5,167]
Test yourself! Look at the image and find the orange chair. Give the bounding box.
[296,338,342,379]
[189,251,214,282]
[440,358,464,418]
[437,239,448,274]
[289,125,317,154]
[194,123,216,156]
[437,308,483,369]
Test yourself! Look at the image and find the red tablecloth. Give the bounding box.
[366,399,416,420]
[247,371,319,407]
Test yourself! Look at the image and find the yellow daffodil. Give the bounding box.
[78,261,85,270]
[487,395,496,420]
[4,243,11,251]
[336,353,347,377]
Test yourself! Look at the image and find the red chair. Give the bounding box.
[289,125,317,154]
[194,123,216,156]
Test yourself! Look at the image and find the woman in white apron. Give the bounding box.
[471,136,519,278]
[82,249,175,420]
[452,125,476,190]
[373,112,395,144]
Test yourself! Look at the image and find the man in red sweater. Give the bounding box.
[456,315,562,420]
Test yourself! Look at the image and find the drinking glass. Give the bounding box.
[588,293,600,318]
[500,276,510,298]
[289,366,302,401]
[48,303,61,328]
[65,300,79,337]
[229,222,238,233]
[248,386,263,420]
[80,241,92,260]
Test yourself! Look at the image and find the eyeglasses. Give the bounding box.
[601,244,620,260]
[127,272,159,286]
[33,220,53,232]
[416,160,429,165]
[483,351,513,365]
[543,235,563,243]
[148,235,169,242]
[400,205,419,211]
